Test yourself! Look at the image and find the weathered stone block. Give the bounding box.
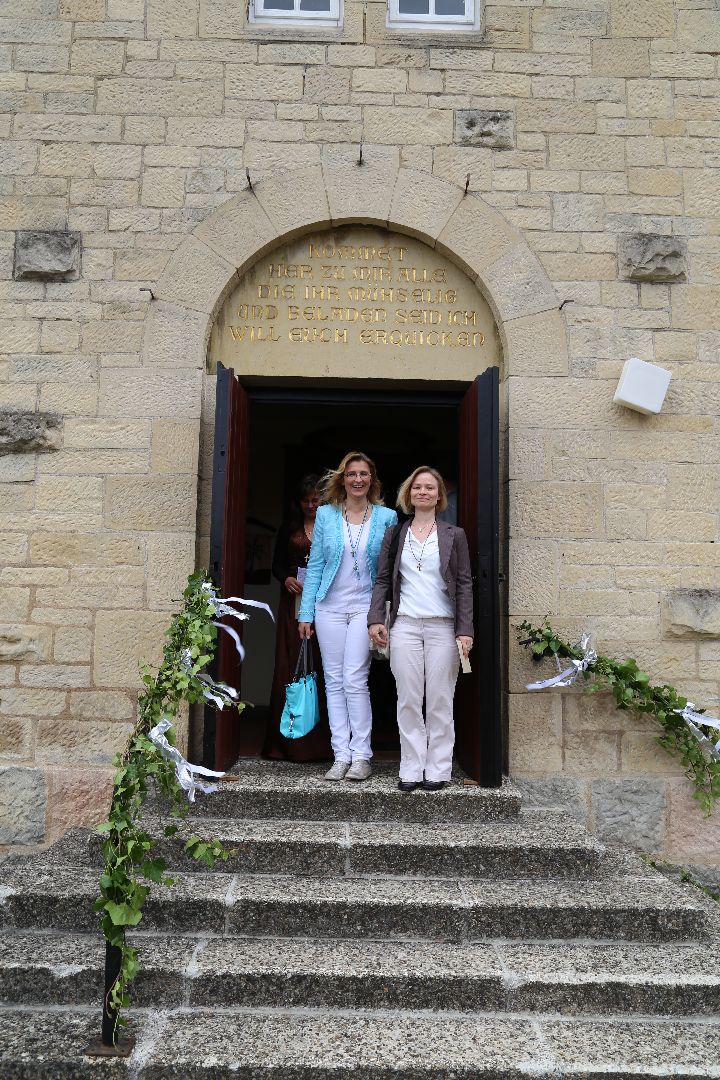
[513,776,587,821]
[621,731,685,776]
[517,100,595,135]
[0,687,65,716]
[508,693,563,773]
[508,539,558,615]
[0,766,47,844]
[510,482,604,540]
[151,419,200,474]
[592,778,666,851]
[618,233,687,283]
[13,230,80,280]
[99,370,202,419]
[548,135,624,171]
[0,624,51,662]
[455,110,514,151]
[226,64,303,101]
[553,193,604,232]
[0,718,33,760]
[53,626,92,663]
[69,690,135,720]
[97,77,223,116]
[677,11,720,54]
[666,778,720,859]
[364,106,453,146]
[503,310,568,377]
[105,474,197,531]
[0,410,62,455]
[31,531,144,567]
[611,0,673,38]
[147,532,195,608]
[37,717,132,765]
[45,765,114,842]
[94,609,170,687]
[592,38,650,77]
[663,589,720,638]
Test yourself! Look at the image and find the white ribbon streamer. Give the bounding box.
[674,703,720,761]
[148,718,226,802]
[213,620,246,662]
[526,633,598,691]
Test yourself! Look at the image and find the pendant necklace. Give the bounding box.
[303,525,312,565]
[343,503,369,577]
[408,520,436,572]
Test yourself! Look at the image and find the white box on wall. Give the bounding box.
[613,357,672,415]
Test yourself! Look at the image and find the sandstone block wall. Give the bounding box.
[0,0,718,868]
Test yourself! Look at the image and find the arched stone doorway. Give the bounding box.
[140,162,567,781]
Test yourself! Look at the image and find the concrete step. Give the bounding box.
[2,931,718,1016]
[0,864,707,941]
[169,762,521,823]
[3,1005,720,1078]
[57,810,603,878]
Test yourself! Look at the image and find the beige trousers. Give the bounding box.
[389,615,460,782]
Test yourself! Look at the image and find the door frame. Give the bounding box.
[206,370,504,782]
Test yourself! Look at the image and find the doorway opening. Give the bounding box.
[206,368,501,787]
[240,388,461,760]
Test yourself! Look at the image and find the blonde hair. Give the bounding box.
[396,466,448,515]
[320,451,383,506]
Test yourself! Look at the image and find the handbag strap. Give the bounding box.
[387,523,403,605]
[292,637,309,681]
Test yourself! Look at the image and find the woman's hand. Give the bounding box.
[284,576,302,595]
[457,636,473,659]
[368,623,388,648]
[298,621,314,639]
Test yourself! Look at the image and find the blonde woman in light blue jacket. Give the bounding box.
[299,451,397,781]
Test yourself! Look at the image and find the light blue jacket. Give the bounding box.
[298,503,398,622]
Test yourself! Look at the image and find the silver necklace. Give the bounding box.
[407,520,436,572]
[343,503,369,577]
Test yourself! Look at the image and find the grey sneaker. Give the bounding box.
[345,759,372,782]
[324,760,350,781]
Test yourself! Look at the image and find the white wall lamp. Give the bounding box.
[613,357,672,415]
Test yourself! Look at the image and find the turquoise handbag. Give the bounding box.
[280,638,321,740]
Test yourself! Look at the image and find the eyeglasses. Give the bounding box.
[345,470,371,479]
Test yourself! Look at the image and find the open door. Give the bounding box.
[455,367,502,786]
[204,362,250,771]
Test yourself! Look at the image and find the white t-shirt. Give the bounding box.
[397,530,454,619]
[316,520,372,614]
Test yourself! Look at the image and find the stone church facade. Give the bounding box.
[0,0,718,872]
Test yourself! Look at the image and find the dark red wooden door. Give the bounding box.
[455,367,502,785]
[206,362,250,772]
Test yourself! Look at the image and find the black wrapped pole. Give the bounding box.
[83,939,136,1058]
[102,941,122,1045]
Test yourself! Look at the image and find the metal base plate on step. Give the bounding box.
[83,1035,136,1058]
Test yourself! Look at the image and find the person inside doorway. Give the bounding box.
[298,452,397,781]
[263,474,332,762]
[368,466,473,791]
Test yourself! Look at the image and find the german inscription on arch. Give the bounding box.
[209,226,501,381]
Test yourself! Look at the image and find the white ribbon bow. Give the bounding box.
[148,718,226,802]
[526,633,598,691]
[674,703,720,761]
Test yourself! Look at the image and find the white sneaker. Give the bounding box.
[324,760,350,781]
[345,760,372,782]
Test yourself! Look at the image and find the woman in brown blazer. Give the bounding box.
[368,466,473,791]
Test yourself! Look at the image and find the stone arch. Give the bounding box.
[142,161,568,380]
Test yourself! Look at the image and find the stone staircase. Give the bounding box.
[1,760,719,1078]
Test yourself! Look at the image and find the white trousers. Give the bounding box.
[314,608,373,763]
[390,615,459,782]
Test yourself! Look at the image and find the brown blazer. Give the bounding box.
[367,519,474,638]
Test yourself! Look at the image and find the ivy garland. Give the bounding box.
[517,619,720,814]
[94,570,244,1040]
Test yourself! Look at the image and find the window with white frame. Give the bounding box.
[388,0,478,30]
[250,0,341,26]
